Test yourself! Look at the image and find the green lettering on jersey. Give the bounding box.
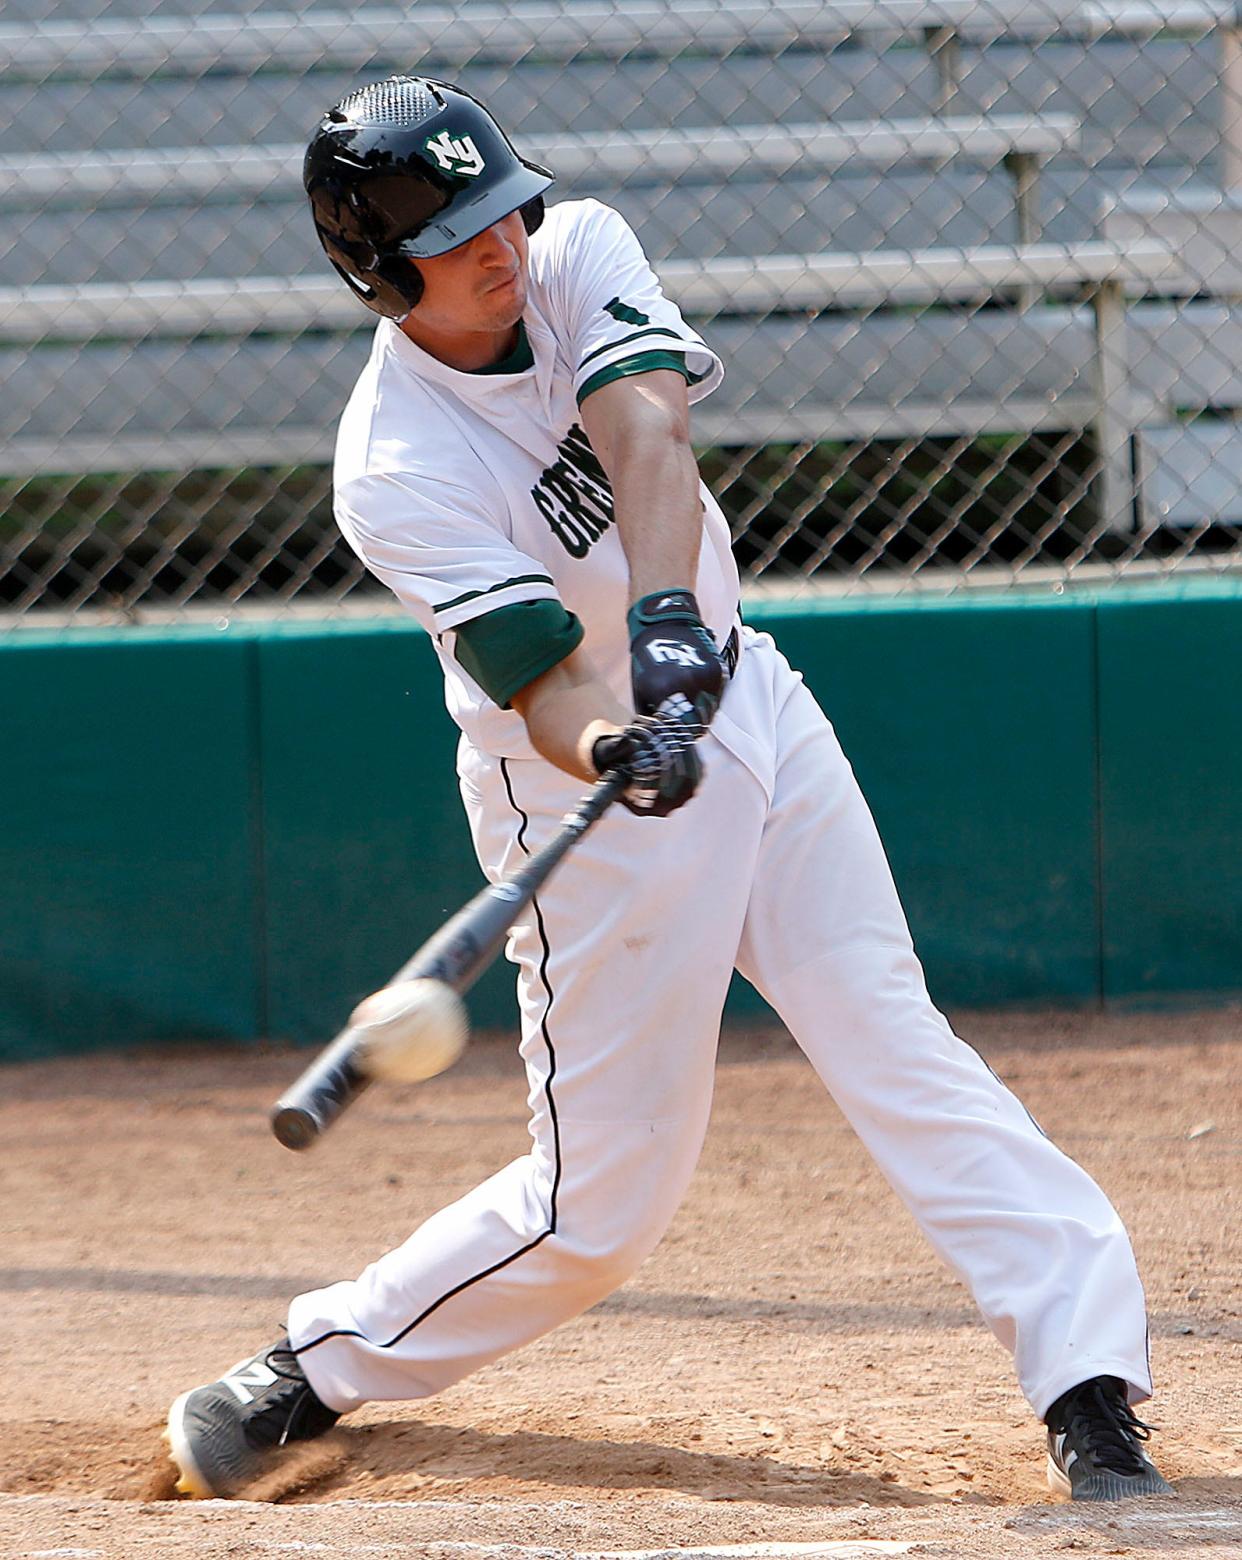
[604,296,650,327]
[531,424,616,559]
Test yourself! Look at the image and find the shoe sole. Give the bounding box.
[1047,1452,1073,1498]
[1047,1451,1173,1501]
[165,1390,215,1499]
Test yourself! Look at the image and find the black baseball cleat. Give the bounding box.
[165,1338,341,1498]
[1045,1375,1173,1501]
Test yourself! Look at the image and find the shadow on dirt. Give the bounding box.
[297,1417,960,1509]
[2,1415,963,1510]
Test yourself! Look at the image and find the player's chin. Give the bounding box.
[482,274,526,324]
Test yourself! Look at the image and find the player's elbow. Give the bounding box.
[612,387,692,458]
[581,369,693,467]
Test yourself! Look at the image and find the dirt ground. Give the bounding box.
[1,1008,1239,1559]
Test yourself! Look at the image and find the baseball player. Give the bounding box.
[166,77,1172,1505]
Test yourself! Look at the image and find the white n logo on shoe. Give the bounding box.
[222,1357,279,1404]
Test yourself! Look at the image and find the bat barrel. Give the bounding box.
[270,1103,323,1152]
[269,1026,372,1151]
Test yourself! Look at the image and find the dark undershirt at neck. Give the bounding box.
[468,321,534,376]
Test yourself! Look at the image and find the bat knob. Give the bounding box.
[270,1104,320,1152]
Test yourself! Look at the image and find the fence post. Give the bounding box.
[1091,278,1136,534]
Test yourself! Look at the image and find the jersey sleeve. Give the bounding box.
[552,201,723,408]
[452,598,584,709]
[335,469,562,635]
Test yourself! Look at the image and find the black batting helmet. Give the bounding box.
[304,76,554,319]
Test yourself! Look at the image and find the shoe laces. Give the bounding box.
[1062,1378,1156,1477]
[242,1344,339,1450]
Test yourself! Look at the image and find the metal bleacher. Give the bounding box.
[4,0,1240,540]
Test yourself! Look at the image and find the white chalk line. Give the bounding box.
[17,1544,913,1560]
[1016,1504,1240,1532]
[246,1546,914,1559]
[23,1551,104,1559]
[582,1546,912,1559]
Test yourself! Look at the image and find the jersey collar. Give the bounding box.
[385,316,535,389]
[383,305,557,421]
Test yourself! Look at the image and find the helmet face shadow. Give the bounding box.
[304,76,554,318]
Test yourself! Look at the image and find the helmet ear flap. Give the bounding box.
[520,196,545,236]
[372,254,424,314]
[391,258,424,309]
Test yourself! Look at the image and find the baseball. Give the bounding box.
[350,978,468,1083]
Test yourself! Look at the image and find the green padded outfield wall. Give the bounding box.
[256,622,513,1043]
[745,595,1099,1009]
[1,630,261,1059]
[1096,592,1242,1000]
[2,584,1238,1060]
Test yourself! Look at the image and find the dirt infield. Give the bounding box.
[1,1008,1239,1558]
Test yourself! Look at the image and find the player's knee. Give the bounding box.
[551,1216,668,1293]
[551,1179,685,1289]
[546,1114,704,1289]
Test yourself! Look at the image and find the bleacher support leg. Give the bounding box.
[1091,279,1136,533]
[1220,25,1242,189]
[922,26,960,110]
[1006,150,1041,311]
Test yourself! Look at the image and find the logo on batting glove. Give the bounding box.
[645,638,707,669]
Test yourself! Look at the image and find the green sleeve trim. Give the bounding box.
[578,325,683,371]
[433,572,554,617]
[576,349,706,407]
[452,598,585,709]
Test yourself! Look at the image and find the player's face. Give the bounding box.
[412,210,529,336]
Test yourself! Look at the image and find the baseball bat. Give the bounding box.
[270,767,628,1151]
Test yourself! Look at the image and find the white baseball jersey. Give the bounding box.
[333,197,738,758]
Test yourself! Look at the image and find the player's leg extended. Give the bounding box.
[731,634,1153,1422]
[286,741,764,1411]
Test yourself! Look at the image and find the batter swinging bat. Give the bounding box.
[270,767,628,1151]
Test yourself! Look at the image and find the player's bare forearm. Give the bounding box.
[579,370,702,601]
[511,644,630,782]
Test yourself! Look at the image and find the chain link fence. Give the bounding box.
[5,0,1242,624]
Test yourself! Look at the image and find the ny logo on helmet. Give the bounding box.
[646,639,706,668]
[425,130,486,177]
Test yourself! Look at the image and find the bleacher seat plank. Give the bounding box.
[12,299,1239,480]
[0,241,1181,343]
[0,0,1192,81]
[0,116,1081,209]
[2,1,1230,84]
[1101,187,1242,296]
[661,240,1183,310]
[1082,0,1233,34]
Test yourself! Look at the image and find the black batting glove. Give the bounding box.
[627,589,727,728]
[592,713,703,818]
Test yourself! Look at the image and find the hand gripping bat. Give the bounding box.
[269,768,628,1151]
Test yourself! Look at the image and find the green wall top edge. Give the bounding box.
[2,574,1239,650]
[0,615,426,652]
[743,574,1242,619]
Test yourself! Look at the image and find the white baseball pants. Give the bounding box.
[289,629,1153,1420]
